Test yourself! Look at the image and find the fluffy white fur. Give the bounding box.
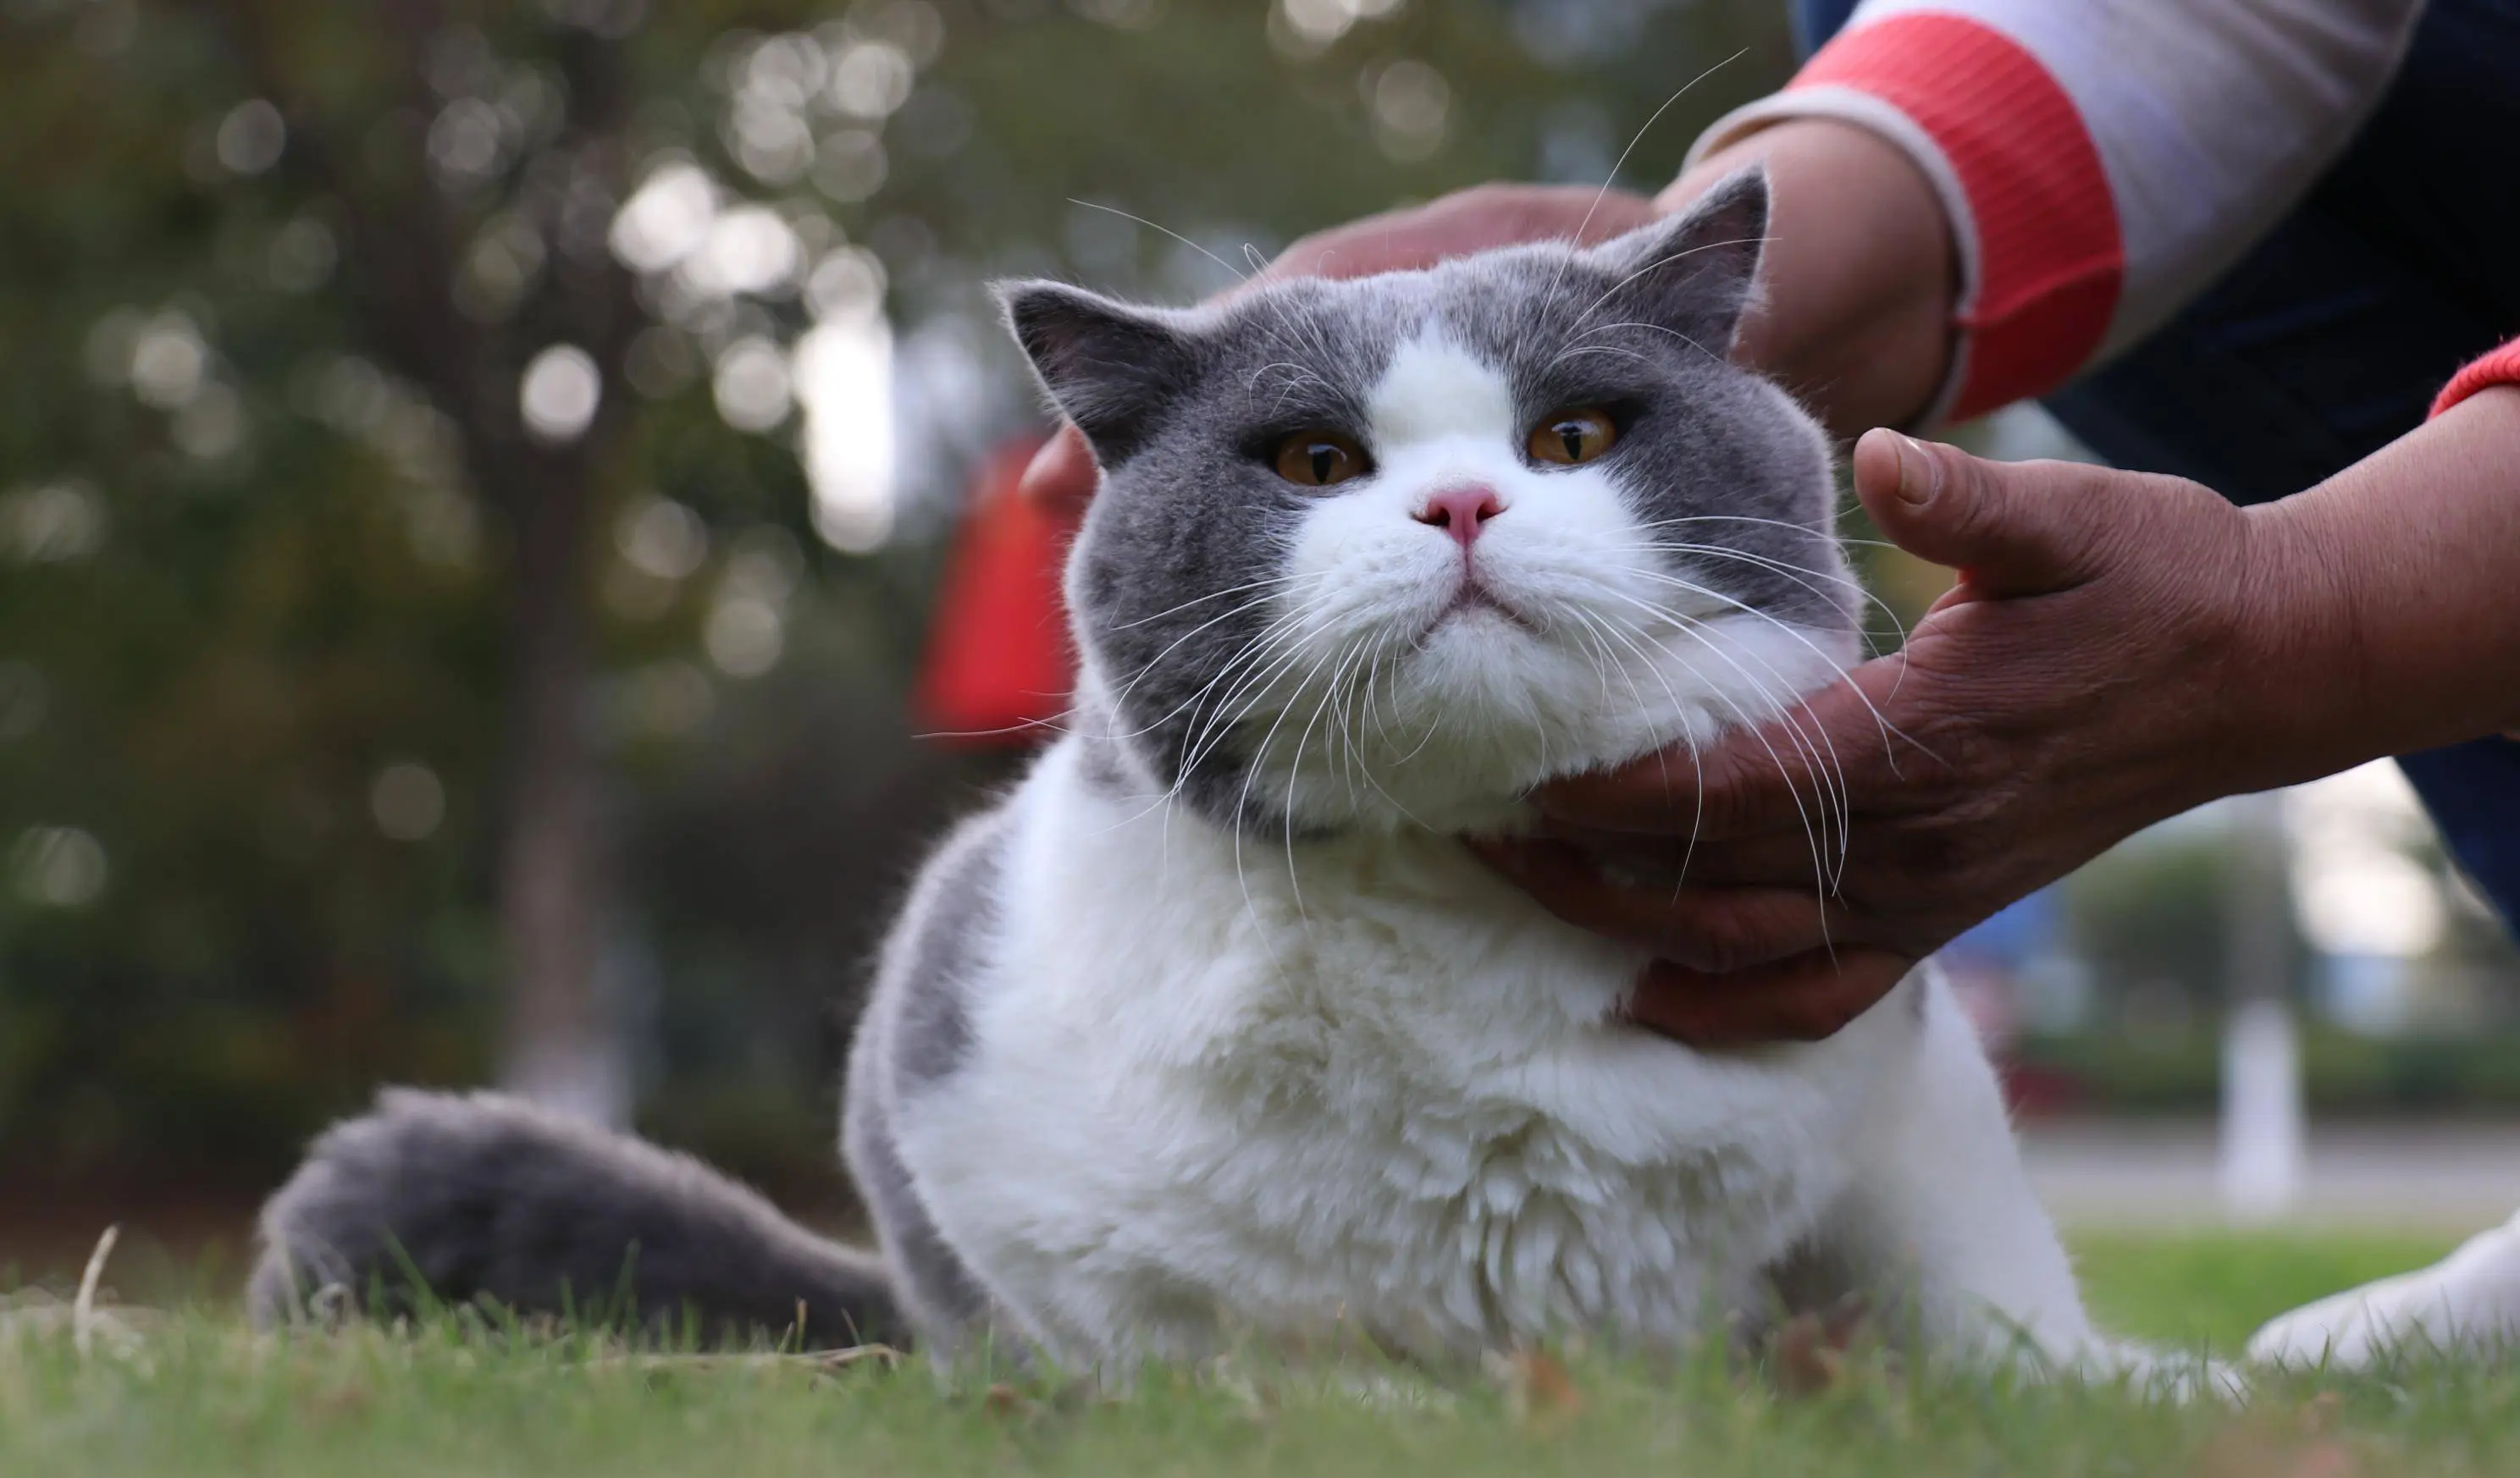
[890,335,2165,1377]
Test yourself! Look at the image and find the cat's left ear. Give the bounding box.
[1583,168,1770,354]
[997,280,1202,469]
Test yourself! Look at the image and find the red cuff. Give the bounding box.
[2431,338,2520,420]
[1793,14,2123,420]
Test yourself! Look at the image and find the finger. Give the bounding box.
[1624,948,1914,1047]
[1850,429,2157,599]
[1260,185,1660,286]
[1468,838,1843,972]
[1261,218,1456,284]
[1535,819,1861,893]
[1533,665,1913,838]
[1017,423,1100,513]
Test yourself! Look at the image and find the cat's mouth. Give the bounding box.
[1415,580,1541,644]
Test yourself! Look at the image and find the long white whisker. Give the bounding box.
[1620,553,1907,658]
[1603,587,1853,866]
[1574,607,1716,888]
[1236,634,1361,925]
[1065,198,1248,284]
[1179,613,1334,780]
[1607,568,1908,793]
[1567,234,1777,336]
[1545,320,1719,373]
[1545,48,1749,304]
[1108,594,1327,745]
[1594,596,1842,909]
[1625,511,1902,552]
[1110,571,1322,631]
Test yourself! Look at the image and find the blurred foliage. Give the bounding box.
[2015,1028,2520,1117]
[0,0,1803,1191]
[2066,833,2238,1015]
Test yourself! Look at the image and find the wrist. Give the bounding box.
[2227,494,2374,792]
[1659,118,1959,437]
[2233,383,2520,779]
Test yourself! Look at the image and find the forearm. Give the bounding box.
[1680,3,2422,433]
[1656,119,1957,439]
[2246,385,2520,779]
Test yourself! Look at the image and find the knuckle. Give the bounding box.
[1913,712,1997,786]
[1676,907,1760,974]
[1688,936,1747,977]
[1904,821,1976,880]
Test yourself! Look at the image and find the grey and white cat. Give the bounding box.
[253,172,2153,1378]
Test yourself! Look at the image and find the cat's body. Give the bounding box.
[854,745,2080,1366]
[255,173,2150,1380]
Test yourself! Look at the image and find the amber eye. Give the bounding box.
[1271,431,1370,488]
[1528,408,1618,466]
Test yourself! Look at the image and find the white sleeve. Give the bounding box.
[1687,0,2428,419]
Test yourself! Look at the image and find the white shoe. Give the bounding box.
[2247,1209,2520,1369]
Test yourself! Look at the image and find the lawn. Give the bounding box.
[2,1230,2508,1478]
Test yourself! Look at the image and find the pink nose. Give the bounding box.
[1413,486,1504,548]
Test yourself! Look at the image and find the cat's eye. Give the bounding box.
[1271,431,1370,488]
[1528,408,1618,466]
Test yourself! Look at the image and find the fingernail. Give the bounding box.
[1892,433,1939,506]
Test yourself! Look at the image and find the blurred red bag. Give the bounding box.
[915,434,1079,744]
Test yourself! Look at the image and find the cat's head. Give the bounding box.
[998,170,1857,836]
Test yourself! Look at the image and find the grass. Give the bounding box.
[2,1230,2510,1477]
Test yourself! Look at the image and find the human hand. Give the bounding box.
[1016,184,1662,515]
[1474,430,2296,1046]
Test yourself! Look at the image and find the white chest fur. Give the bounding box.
[892,742,1920,1363]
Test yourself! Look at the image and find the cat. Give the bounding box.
[252,170,2159,1381]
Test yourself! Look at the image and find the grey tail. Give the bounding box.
[248,1088,904,1350]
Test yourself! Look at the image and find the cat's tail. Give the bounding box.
[247,1087,904,1349]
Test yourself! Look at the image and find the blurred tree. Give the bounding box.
[0,0,1794,1188]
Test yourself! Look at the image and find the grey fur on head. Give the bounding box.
[996,169,1849,834]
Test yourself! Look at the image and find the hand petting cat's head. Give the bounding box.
[999,170,1857,836]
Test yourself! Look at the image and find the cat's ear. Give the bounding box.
[1583,168,1770,354]
[997,281,1202,468]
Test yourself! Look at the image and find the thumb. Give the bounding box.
[1017,422,1100,516]
[1849,428,2131,599]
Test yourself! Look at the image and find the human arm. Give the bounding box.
[1689,0,2427,424]
[1478,382,2520,1045]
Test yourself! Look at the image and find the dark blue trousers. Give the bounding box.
[1794,0,2520,928]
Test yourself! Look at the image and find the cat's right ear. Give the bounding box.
[1583,168,1771,356]
[997,281,1201,469]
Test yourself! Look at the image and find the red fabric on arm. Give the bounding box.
[1790,12,2124,420]
[2432,338,2520,421]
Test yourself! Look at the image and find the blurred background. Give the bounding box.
[1,0,2512,1295]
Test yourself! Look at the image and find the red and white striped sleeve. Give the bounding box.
[1686,0,2426,425]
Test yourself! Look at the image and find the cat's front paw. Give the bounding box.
[2248,1212,2520,1370]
